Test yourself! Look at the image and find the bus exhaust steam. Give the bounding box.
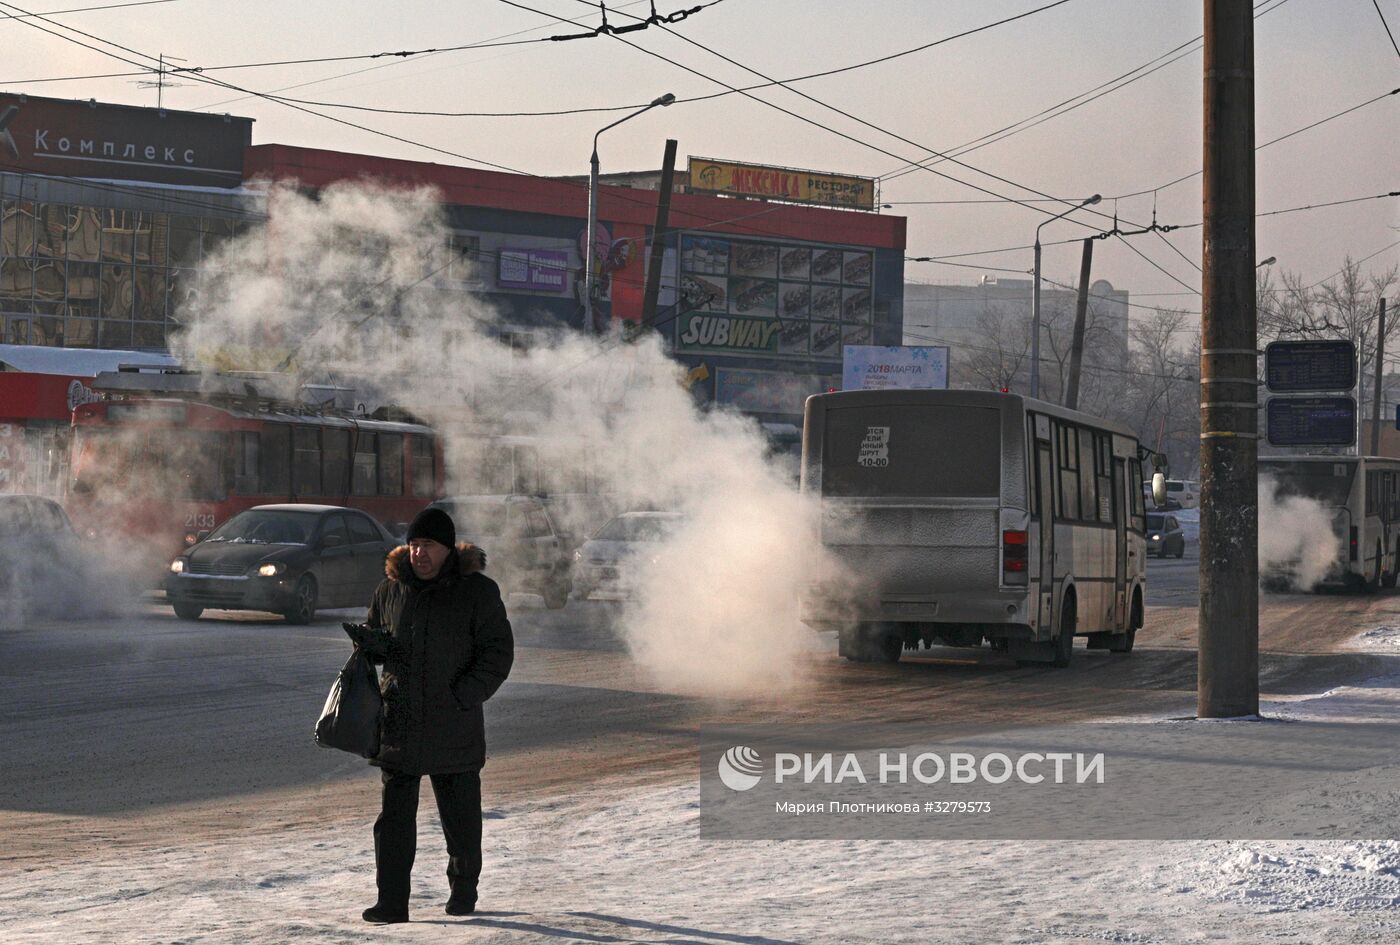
[1258,476,1343,591]
[164,182,852,696]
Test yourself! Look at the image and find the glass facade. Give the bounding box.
[0,192,246,350]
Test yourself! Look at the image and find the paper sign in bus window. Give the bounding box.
[858,426,890,468]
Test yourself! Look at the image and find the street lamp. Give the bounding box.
[1031,193,1101,399]
[585,92,676,333]
[1256,256,1276,268]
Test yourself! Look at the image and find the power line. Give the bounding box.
[906,189,1399,274]
[505,0,1133,239]
[1374,0,1400,60]
[186,1,637,112]
[0,0,554,178]
[1111,86,1400,201]
[1305,238,1400,289]
[198,0,1082,121]
[584,0,1151,231]
[877,0,1295,186]
[0,68,150,84]
[0,0,771,237]
[0,0,177,18]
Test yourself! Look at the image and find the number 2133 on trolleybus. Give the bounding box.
[67,397,444,575]
[799,389,1151,668]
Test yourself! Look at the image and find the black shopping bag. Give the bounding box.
[315,648,382,758]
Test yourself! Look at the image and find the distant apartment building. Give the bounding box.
[902,275,1130,392]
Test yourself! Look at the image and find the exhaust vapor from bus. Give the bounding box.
[1260,473,1344,590]
[152,181,854,698]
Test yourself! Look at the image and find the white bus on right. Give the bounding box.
[799,389,1150,668]
[1259,455,1400,592]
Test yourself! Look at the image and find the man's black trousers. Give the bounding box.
[373,767,482,911]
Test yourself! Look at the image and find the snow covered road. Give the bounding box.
[5,595,1400,942]
[6,669,1399,944]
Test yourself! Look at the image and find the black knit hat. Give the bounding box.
[407,507,456,548]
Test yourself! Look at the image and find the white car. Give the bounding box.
[1144,478,1199,509]
[571,511,685,600]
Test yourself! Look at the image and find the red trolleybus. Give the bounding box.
[66,371,444,575]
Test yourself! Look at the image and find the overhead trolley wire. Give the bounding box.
[501,0,1131,236]
[1111,86,1400,201]
[206,0,1081,120]
[1373,0,1400,61]
[878,0,1295,186]
[0,0,177,18]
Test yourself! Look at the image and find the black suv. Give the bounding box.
[426,495,573,609]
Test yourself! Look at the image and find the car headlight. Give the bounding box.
[1151,534,1161,541]
[257,562,286,577]
[169,559,185,573]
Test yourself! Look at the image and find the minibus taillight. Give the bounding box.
[1350,526,1358,562]
[1003,530,1028,585]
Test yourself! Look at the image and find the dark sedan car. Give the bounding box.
[1146,512,1185,558]
[165,504,397,623]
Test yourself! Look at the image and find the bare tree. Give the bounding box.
[1038,296,1126,407]
[960,304,1030,391]
[1122,308,1198,475]
[1257,257,1399,418]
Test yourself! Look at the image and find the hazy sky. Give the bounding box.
[6,0,1397,322]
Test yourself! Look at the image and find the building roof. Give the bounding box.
[244,144,906,250]
[0,344,177,377]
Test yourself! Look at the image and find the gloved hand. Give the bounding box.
[342,622,371,646]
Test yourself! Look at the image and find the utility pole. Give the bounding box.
[1198,0,1259,718]
[1371,297,1387,455]
[1064,238,1095,410]
[640,139,678,333]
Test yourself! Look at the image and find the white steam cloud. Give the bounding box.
[1258,476,1342,591]
[171,181,843,696]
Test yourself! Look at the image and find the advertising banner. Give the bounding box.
[688,157,876,211]
[841,345,949,391]
[496,248,569,292]
[676,232,876,362]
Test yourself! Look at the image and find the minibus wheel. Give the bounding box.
[1052,594,1076,668]
[1109,591,1141,653]
[1365,542,1382,593]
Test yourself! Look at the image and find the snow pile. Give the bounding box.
[1355,625,1400,650]
[1148,842,1400,915]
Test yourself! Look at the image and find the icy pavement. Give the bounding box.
[5,638,1400,944]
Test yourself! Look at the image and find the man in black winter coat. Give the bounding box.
[351,506,514,925]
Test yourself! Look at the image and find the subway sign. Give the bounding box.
[677,312,782,353]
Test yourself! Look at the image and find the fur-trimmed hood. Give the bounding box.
[385,541,486,582]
